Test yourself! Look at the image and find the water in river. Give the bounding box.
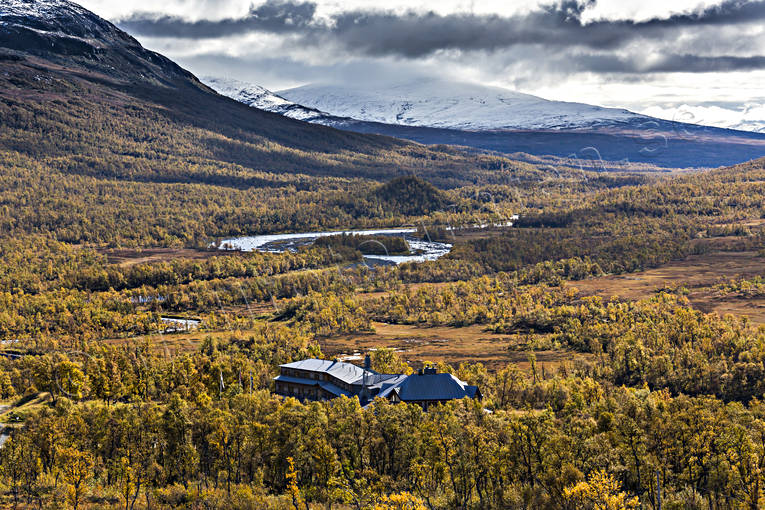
[217,228,451,265]
[161,317,201,333]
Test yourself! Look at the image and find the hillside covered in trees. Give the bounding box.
[0,0,553,191]
[0,41,563,247]
[0,149,762,508]
[0,0,670,249]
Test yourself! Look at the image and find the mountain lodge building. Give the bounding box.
[274,356,481,408]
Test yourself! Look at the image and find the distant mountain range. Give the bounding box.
[203,76,646,131]
[278,79,643,131]
[204,77,765,169]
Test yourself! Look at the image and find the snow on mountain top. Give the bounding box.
[1,0,197,85]
[0,0,82,19]
[203,76,341,123]
[278,78,643,131]
[0,0,126,44]
[203,77,292,108]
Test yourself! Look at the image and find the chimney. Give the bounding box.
[364,354,371,370]
[360,363,370,403]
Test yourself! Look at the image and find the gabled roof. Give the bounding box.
[370,374,408,393]
[386,373,480,402]
[365,373,406,389]
[280,358,377,385]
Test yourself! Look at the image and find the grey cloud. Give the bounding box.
[638,54,765,73]
[644,0,765,27]
[176,53,435,88]
[325,1,765,57]
[119,0,317,38]
[118,0,765,74]
[562,53,765,73]
[119,0,765,50]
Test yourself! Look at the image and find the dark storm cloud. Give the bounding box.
[119,0,317,38]
[563,53,765,73]
[646,55,765,72]
[325,0,765,57]
[117,0,765,71]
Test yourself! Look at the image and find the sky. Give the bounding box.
[78,0,765,132]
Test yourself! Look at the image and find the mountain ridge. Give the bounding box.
[0,0,200,87]
[203,76,345,125]
[277,78,643,132]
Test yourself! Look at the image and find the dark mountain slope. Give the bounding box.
[0,0,196,86]
[0,0,539,188]
[333,118,765,170]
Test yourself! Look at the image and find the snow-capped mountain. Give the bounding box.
[0,0,118,44]
[203,77,342,124]
[1,0,78,19]
[199,74,765,168]
[639,104,765,134]
[0,0,197,86]
[277,78,645,131]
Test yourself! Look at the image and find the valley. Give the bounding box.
[1,0,765,509]
[571,249,765,323]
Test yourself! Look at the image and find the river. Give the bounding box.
[217,227,452,265]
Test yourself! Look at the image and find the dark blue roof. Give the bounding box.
[386,373,480,402]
